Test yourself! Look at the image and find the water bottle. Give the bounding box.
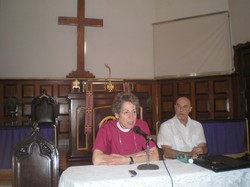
[177,152,193,163]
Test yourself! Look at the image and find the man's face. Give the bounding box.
[175,97,192,121]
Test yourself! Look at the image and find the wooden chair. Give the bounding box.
[155,121,161,142]
[31,89,59,146]
[12,122,59,187]
[92,106,114,142]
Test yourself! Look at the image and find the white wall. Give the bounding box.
[1,0,247,79]
[0,0,155,79]
[154,0,229,22]
[228,0,250,45]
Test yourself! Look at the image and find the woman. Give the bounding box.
[92,92,159,165]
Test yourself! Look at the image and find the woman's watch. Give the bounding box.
[129,157,134,164]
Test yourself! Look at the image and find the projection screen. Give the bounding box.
[153,11,233,79]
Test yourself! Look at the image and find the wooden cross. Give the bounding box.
[58,0,103,78]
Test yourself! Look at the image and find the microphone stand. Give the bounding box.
[137,137,159,170]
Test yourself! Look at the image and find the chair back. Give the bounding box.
[31,89,58,146]
[12,122,59,187]
[93,106,114,142]
[31,89,57,124]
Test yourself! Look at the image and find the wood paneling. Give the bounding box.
[176,82,191,96]
[158,75,233,121]
[233,42,250,119]
[0,75,242,169]
[0,79,154,131]
[58,85,71,98]
[22,84,35,98]
[0,79,155,168]
[67,90,152,165]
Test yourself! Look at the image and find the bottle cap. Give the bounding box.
[188,158,194,164]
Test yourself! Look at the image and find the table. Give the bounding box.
[59,160,250,187]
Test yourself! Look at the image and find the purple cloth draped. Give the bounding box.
[0,125,54,169]
[200,119,246,155]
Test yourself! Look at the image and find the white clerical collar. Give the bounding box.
[117,121,130,132]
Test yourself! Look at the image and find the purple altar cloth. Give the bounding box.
[200,119,246,155]
[0,125,54,169]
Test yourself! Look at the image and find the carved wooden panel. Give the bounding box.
[22,85,36,98]
[195,81,210,119]
[214,80,229,94]
[4,84,17,97]
[195,81,209,94]
[214,99,228,112]
[233,42,250,119]
[196,99,210,112]
[160,83,175,121]
[67,93,91,165]
[195,99,210,119]
[158,75,233,121]
[134,82,152,93]
[0,79,154,138]
[76,106,87,149]
[58,103,69,115]
[58,116,69,133]
[22,103,31,116]
[162,101,173,112]
[0,77,237,169]
[58,85,71,98]
[176,82,191,96]
[161,83,174,96]
[213,79,232,118]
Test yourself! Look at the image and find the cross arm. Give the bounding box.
[58,17,78,26]
[83,18,103,27]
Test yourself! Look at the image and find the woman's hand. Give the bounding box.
[103,154,129,165]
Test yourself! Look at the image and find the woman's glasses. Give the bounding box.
[120,110,137,116]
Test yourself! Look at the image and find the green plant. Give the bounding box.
[4,97,19,112]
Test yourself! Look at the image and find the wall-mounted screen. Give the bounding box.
[153,11,233,78]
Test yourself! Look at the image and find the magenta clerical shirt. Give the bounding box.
[93,119,156,155]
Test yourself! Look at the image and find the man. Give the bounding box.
[157,97,207,159]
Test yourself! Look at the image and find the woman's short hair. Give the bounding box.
[112,92,139,114]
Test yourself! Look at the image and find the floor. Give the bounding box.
[0,185,11,187]
[0,147,67,187]
[0,177,11,187]
[0,170,11,187]
[0,180,11,187]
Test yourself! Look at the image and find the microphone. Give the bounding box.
[133,126,159,170]
[133,126,158,147]
[133,126,152,140]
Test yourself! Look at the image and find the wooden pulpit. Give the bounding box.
[67,92,91,165]
[66,81,151,166]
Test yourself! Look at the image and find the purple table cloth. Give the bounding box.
[0,125,54,169]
